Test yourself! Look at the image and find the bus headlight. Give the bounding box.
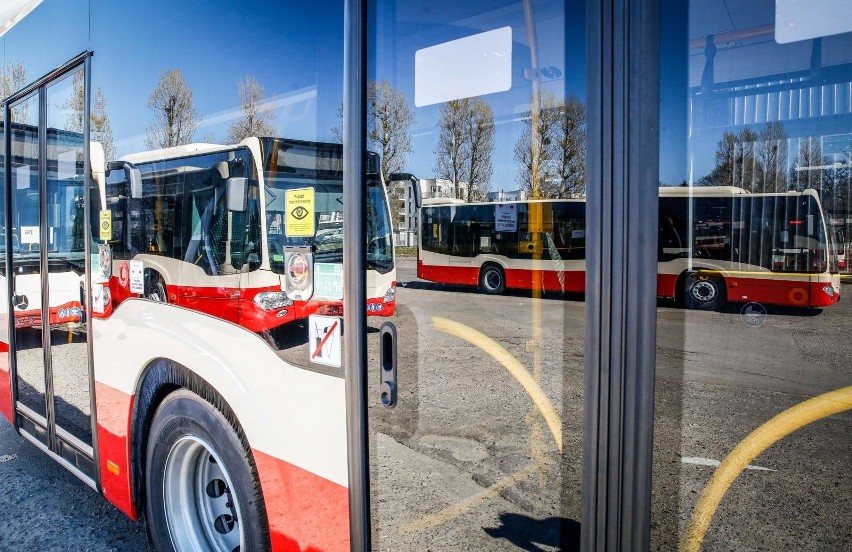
[253,291,294,311]
[383,285,396,303]
[823,285,835,298]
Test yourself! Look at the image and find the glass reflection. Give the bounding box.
[654,1,852,550]
[9,93,47,421]
[45,69,92,444]
[367,0,584,549]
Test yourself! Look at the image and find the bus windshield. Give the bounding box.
[261,138,393,274]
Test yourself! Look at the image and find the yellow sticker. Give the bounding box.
[285,188,315,237]
[99,210,112,241]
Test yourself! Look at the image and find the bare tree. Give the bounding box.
[0,61,29,123]
[515,91,586,198]
[755,121,789,192]
[226,75,276,143]
[145,69,198,149]
[368,80,414,181]
[60,71,116,159]
[434,98,495,201]
[699,127,760,188]
[434,100,470,199]
[553,95,586,197]
[463,99,495,202]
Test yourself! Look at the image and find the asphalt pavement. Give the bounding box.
[0,257,849,550]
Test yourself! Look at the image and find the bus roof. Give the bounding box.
[120,142,232,164]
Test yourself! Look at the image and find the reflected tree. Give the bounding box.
[514,92,586,198]
[60,71,116,160]
[368,80,414,181]
[0,61,29,123]
[699,127,759,188]
[145,69,198,149]
[434,97,495,202]
[226,75,276,143]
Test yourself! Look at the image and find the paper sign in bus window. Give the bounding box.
[495,203,518,232]
[21,226,39,245]
[285,188,315,237]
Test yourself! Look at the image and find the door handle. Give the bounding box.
[378,322,397,408]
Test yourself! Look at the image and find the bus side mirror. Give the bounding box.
[227,177,248,212]
[106,161,143,199]
[388,172,421,208]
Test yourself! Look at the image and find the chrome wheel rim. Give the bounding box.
[163,436,243,552]
[484,269,502,291]
[690,280,717,303]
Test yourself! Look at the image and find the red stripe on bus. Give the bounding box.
[0,341,12,425]
[420,262,840,308]
[254,448,350,552]
[95,382,138,520]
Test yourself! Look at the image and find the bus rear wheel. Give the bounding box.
[684,272,726,311]
[479,264,506,295]
[145,390,269,552]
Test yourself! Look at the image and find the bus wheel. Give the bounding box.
[145,275,168,303]
[145,390,269,552]
[684,273,726,311]
[479,264,506,295]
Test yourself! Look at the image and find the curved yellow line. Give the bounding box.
[681,386,852,552]
[431,316,562,452]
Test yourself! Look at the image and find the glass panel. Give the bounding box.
[367,1,585,548]
[9,93,46,422]
[45,68,91,445]
[654,2,852,549]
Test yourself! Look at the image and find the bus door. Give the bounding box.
[350,1,585,549]
[5,59,97,487]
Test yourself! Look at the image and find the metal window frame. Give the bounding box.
[342,0,371,550]
[3,51,100,490]
[582,0,660,550]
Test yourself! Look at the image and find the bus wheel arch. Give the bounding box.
[682,270,726,311]
[479,263,506,295]
[143,269,168,303]
[130,359,271,551]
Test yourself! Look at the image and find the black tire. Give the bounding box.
[479,264,506,295]
[145,390,270,552]
[145,272,168,303]
[684,272,726,311]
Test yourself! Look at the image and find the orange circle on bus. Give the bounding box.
[788,287,808,305]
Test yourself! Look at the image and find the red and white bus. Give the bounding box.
[94,137,397,331]
[417,186,841,309]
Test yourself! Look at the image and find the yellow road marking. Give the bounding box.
[400,462,538,534]
[681,386,852,552]
[431,316,562,452]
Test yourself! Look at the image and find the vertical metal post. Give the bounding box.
[582,0,660,550]
[83,54,102,491]
[342,0,370,549]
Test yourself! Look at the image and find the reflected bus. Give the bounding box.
[2,122,87,330]
[417,186,841,309]
[95,137,397,332]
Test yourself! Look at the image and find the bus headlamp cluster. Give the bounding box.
[383,285,396,303]
[254,291,294,311]
[823,285,835,298]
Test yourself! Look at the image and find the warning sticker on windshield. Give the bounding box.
[285,188,315,237]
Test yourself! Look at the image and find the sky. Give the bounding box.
[7,1,843,193]
[1,0,586,192]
